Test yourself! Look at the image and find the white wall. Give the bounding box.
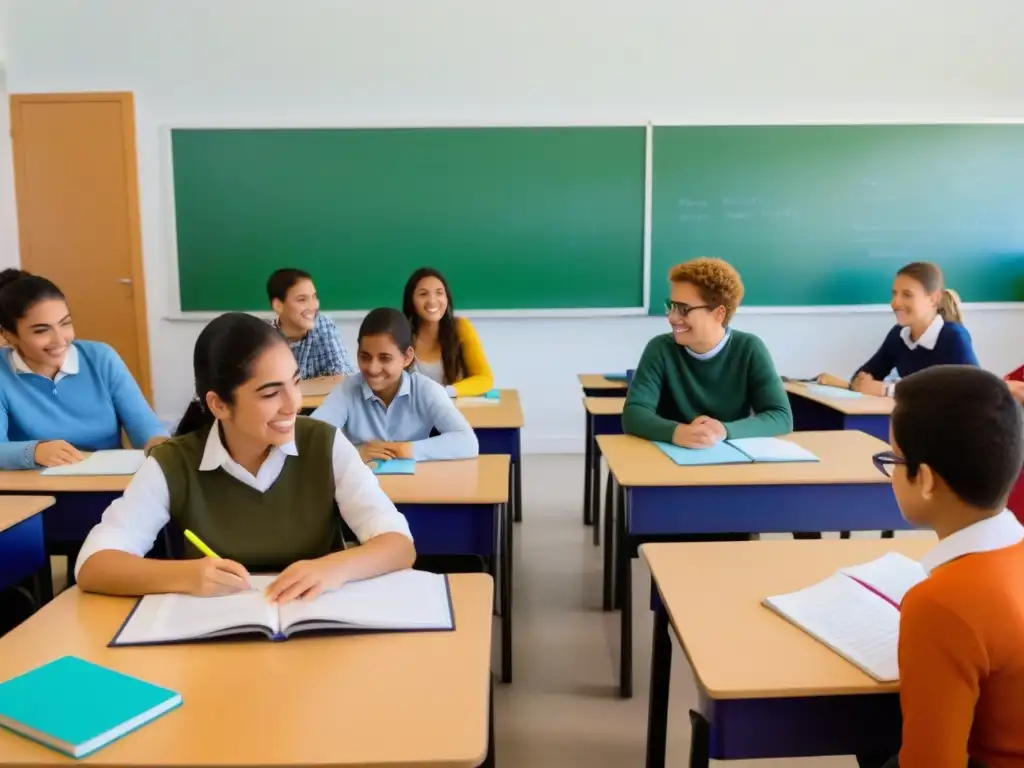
[4,0,1024,450]
[0,1,19,271]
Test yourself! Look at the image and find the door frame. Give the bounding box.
[9,91,153,402]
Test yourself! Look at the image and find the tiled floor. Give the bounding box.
[490,453,925,768]
[42,452,925,767]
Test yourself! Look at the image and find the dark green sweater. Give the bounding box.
[622,331,792,443]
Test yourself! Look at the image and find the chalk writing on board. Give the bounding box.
[680,213,712,223]
[722,197,762,207]
[678,198,709,208]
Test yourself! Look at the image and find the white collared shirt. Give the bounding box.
[920,509,1024,575]
[900,315,944,351]
[74,423,412,578]
[9,345,80,382]
[684,329,732,360]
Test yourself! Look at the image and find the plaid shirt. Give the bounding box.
[272,313,355,379]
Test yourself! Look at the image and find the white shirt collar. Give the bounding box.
[198,422,299,472]
[900,315,944,351]
[920,509,1024,575]
[685,329,731,360]
[8,344,80,381]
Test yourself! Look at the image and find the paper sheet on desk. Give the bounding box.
[41,450,146,476]
[805,384,866,400]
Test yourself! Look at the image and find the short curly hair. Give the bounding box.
[668,257,744,325]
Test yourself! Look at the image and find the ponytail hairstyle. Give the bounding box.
[0,269,66,335]
[358,307,415,368]
[896,262,964,325]
[175,312,287,436]
[401,267,464,384]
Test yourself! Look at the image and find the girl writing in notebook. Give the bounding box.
[0,269,168,471]
[818,262,979,395]
[312,307,478,463]
[402,267,494,397]
[75,312,415,604]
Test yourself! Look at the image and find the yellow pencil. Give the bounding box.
[183,529,219,558]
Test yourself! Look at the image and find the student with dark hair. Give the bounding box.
[402,267,493,397]
[857,366,1024,768]
[267,268,354,380]
[312,307,478,463]
[820,262,979,395]
[75,312,414,602]
[0,268,167,470]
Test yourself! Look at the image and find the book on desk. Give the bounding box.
[40,450,146,477]
[111,569,454,647]
[655,437,820,467]
[763,552,926,682]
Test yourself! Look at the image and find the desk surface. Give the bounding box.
[643,538,935,699]
[597,430,891,487]
[0,574,494,767]
[584,396,625,416]
[0,457,510,506]
[784,382,894,416]
[0,496,55,533]
[578,374,628,391]
[299,375,343,402]
[380,455,510,504]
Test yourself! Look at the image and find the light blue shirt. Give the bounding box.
[310,371,478,462]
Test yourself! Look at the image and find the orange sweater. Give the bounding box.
[899,542,1024,768]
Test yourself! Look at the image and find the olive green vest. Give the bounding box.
[151,417,339,571]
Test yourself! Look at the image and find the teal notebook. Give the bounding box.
[0,656,181,759]
[371,458,416,475]
[654,437,820,466]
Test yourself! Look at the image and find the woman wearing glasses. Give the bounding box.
[622,257,792,449]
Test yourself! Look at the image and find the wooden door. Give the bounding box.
[9,92,151,400]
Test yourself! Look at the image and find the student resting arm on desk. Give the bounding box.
[857,366,1024,768]
[821,262,979,395]
[75,312,414,603]
[312,307,478,464]
[267,268,355,379]
[403,267,494,397]
[0,269,168,471]
[622,257,792,448]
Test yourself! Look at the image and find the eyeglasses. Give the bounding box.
[664,299,711,317]
[872,450,907,478]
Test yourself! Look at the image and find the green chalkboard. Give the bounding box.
[171,127,646,312]
[651,125,1024,311]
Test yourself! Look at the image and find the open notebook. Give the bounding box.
[763,552,927,682]
[654,437,819,467]
[41,450,146,476]
[111,569,453,647]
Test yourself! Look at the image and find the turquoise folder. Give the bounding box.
[371,458,416,475]
[0,656,181,758]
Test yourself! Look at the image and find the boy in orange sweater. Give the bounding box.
[859,365,1024,768]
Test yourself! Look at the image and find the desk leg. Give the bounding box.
[513,432,523,524]
[589,437,601,536]
[583,413,594,525]
[645,601,672,768]
[688,710,711,768]
[618,486,633,698]
[614,482,625,611]
[602,477,616,611]
[32,559,54,608]
[501,503,513,685]
[65,544,81,589]
[595,469,612,548]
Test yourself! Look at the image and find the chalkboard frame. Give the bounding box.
[648,119,1024,316]
[161,121,655,319]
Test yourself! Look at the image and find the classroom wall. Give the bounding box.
[4,0,1024,451]
[0,5,19,271]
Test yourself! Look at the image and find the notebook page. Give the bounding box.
[727,438,819,463]
[41,450,146,476]
[839,552,927,605]
[764,573,901,682]
[653,441,751,466]
[114,575,278,645]
[279,570,452,632]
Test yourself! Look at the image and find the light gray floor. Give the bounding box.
[50,453,924,766]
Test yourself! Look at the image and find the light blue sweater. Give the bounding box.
[0,341,168,470]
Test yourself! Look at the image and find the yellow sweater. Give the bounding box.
[416,317,494,397]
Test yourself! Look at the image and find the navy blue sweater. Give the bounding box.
[856,322,979,380]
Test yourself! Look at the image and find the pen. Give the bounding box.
[184,529,219,558]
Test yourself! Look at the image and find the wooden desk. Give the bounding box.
[0,574,495,768]
[299,375,343,409]
[0,496,54,605]
[642,539,935,766]
[784,381,893,442]
[581,397,625,545]
[596,431,907,699]
[458,390,524,526]
[578,373,628,396]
